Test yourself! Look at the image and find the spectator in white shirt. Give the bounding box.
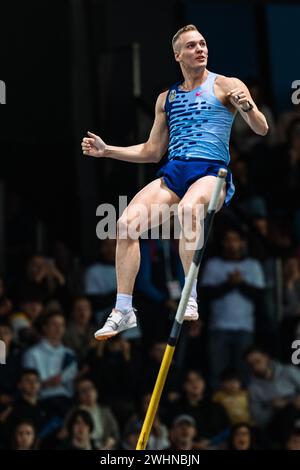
[201,229,265,388]
[23,311,78,417]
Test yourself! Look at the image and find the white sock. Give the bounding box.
[115,294,133,314]
[185,277,197,300]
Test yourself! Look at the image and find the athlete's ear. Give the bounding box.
[174,50,180,62]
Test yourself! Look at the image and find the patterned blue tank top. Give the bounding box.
[165,71,234,164]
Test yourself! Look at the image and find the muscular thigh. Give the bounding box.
[181,175,226,215]
[120,177,180,233]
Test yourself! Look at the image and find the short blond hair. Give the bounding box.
[172,24,199,51]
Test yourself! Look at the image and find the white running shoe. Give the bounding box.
[183,297,199,321]
[94,308,137,341]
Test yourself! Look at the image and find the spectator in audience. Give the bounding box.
[72,377,119,449]
[59,409,96,450]
[245,346,300,429]
[64,297,96,361]
[164,370,229,448]
[23,311,78,417]
[10,420,37,450]
[2,369,49,443]
[201,228,265,388]
[226,422,256,450]
[213,368,251,424]
[167,415,198,451]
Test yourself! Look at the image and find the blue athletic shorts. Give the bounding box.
[157,157,235,206]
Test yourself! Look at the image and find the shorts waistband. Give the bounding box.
[169,156,228,166]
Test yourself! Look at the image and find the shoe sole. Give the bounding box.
[184,315,199,321]
[94,323,137,341]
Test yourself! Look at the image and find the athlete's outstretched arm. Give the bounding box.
[226,78,269,136]
[81,92,169,163]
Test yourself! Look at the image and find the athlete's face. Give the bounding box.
[174,31,208,70]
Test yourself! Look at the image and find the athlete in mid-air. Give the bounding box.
[81,24,268,341]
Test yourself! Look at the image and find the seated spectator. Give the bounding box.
[167,415,198,451]
[2,368,50,444]
[213,368,251,424]
[226,422,256,450]
[59,409,96,450]
[201,228,265,388]
[245,346,300,429]
[64,297,96,361]
[10,420,38,450]
[23,311,78,417]
[164,370,229,448]
[69,377,119,449]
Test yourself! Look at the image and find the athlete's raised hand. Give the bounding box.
[81,131,106,157]
[227,88,251,111]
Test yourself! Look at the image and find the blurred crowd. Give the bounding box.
[1,81,300,450]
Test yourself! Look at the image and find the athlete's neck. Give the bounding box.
[180,68,208,91]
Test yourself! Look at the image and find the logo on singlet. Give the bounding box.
[196,89,206,97]
[169,89,176,103]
